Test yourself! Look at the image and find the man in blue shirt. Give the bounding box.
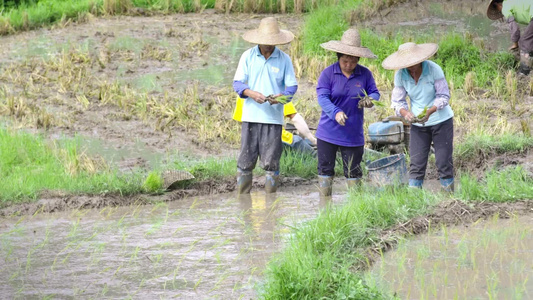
[233,17,298,194]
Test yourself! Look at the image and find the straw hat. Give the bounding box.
[320,29,377,58]
[382,42,438,70]
[486,0,504,20]
[242,17,294,45]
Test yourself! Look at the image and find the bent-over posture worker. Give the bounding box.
[487,0,533,75]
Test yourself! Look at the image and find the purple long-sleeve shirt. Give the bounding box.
[316,62,380,147]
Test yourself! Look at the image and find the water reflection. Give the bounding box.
[238,192,279,235]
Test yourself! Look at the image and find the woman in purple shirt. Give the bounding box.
[316,29,380,196]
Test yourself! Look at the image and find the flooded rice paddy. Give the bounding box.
[368,215,533,299]
[0,185,346,298]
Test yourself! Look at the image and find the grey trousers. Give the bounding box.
[519,19,533,54]
[237,122,282,172]
[409,117,454,180]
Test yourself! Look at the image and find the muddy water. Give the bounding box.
[368,215,533,299]
[0,184,346,299]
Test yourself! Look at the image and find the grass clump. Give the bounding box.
[0,128,143,203]
[143,171,163,192]
[458,166,533,202]
[260,185,439,299]
[455,132,533,162]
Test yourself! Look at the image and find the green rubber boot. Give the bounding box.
[346,178,362,190]
[318,175,333,197]
[236,170,253,194]
[265,171,279,194]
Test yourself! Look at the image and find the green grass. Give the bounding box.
[259,166,533,299]
[143,171,163,192]
[455,132,533,162]
[260,185,439,299]
[170,149,336,184]
[0,128,143,203]
[458,166,533,202]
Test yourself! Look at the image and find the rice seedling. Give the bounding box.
[505,70,518,109]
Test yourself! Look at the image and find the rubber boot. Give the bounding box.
[408,179,423,189]
[440,178,454,193]
[265,171,279,194]
[519,50,532,76]
[346,178,362,190]
[318,175,333,197]
[236,170,253,194]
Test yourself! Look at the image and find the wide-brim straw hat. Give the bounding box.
[487,0,504,20]
[242,17,294,45]
[382,42,438,70]
[320,28,377,59]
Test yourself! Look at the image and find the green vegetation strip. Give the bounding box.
[0,128,142,203]
[455,132,533,162]
[259,166,533,299]
[0,0,340,34]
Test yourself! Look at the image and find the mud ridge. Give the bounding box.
[0,176,312,217]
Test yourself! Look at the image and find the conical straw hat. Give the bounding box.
[382,42,438,70]
[320,28,377,59]
[242,17,294,45]
[486,0,504,20]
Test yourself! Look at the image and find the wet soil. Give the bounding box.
[0,12,303,162]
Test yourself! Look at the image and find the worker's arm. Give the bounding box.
[290,113,317,145]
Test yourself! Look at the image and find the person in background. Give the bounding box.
[315,28,380,196]
[382,42,455,192]
[487,0,533,75]
[233,97,317,157]
[232,17,298,194]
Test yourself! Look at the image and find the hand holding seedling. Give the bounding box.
[245,90,267,104]
[357,96,374,109]
[266,94,290,105]
[335,111,348,126]
[399,108,416,122]
[410,106,437,125]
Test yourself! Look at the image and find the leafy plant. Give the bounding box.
[143,171,163,193]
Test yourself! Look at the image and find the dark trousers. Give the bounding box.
[409,117,454,180]
[237,122,282,172]
[317,138,363,178]
[519,19,533,53]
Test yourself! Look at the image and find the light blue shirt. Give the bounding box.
[394,60,454,127]
[233,46,298,125]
